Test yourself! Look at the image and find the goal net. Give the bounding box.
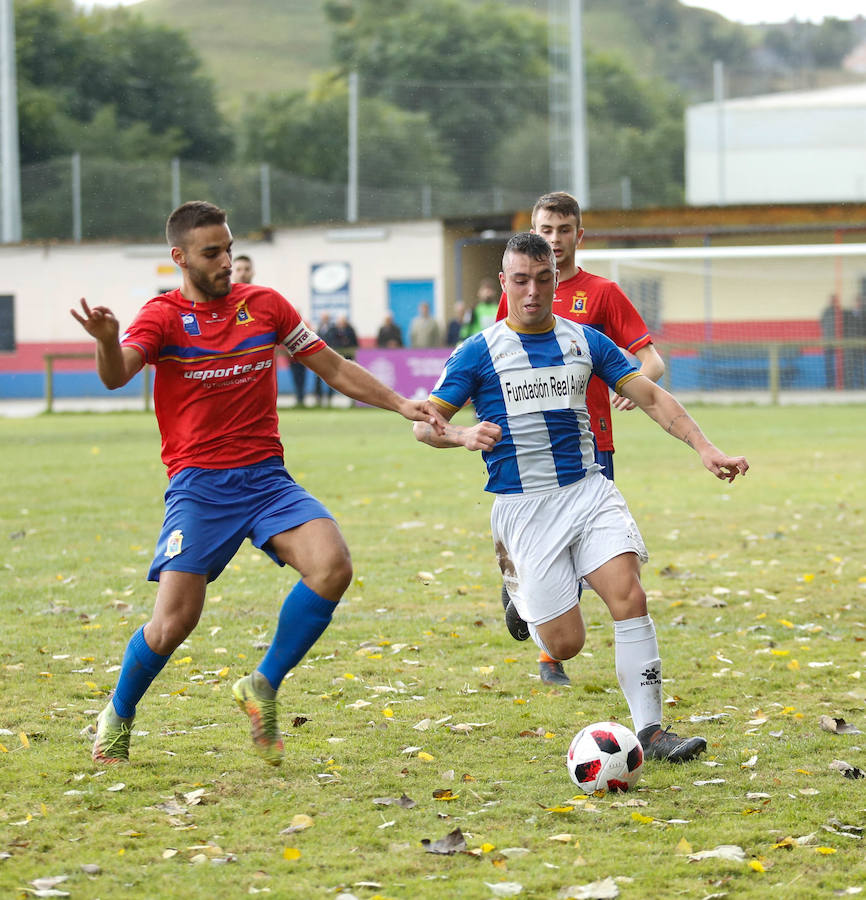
[577,242,866,400]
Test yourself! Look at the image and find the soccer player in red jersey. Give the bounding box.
[71,201,445,767]
[495,192,665,686]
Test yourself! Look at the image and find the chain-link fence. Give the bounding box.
[20,155,638,242]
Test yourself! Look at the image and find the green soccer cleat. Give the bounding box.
[232,673,284,767]
[92,703,134,765]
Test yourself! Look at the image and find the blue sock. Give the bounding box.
[111,626,170,719]
[257,581,337,691]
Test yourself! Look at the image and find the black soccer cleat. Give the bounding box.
[538,658,571,686]
[639,725,707,763]
[501,583,529,641]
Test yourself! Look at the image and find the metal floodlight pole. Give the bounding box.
[713,59,726,205]
[347,71,359,223]
[569,0,589,207]
[0,0,22,243]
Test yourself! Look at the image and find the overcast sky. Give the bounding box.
[75,0,863,25]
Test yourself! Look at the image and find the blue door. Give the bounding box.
[387,279,434,348]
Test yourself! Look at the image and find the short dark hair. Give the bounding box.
[165,201,227,247]
[233,254,252,264]
[502,232,555,270]
[531,191,581,229]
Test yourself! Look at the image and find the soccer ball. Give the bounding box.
[566,721,643,795]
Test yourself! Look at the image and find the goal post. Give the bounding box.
[576,242,866,401]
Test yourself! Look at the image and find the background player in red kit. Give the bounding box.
[495,191,665,686]
[71,200,445,767]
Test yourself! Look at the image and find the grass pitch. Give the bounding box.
[1,404,865,899]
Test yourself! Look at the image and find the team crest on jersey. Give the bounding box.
[235,302,255,325]
[181,312,201,336]
[570,291,588,314]
[568,340,583,358]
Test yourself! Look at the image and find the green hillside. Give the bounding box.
[134,0,333,115]
[126,0,741,116]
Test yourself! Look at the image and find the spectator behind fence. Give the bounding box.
[313,312,333,406]
[820,294,854,389]
[232,254,254,285]
[409,301,441,348]
[376,312,403,348]
[850,291,866,389]
[463,276,500,338]
[447,301,468,346]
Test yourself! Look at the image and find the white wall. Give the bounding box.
[686,84,866,205]
[1,219,446,344]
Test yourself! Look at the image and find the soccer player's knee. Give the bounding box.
[545,631,585,661]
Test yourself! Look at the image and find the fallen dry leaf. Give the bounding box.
[688,845,746,863]
[819,715,862,735]
[422,827,467,855]
[829,760,866,779]
[557,877,620,899]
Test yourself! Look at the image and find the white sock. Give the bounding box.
[614,615,662,734]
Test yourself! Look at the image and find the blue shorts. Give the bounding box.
[148,457,334,583]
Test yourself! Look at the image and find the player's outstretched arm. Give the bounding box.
[612,344,665,411]
[413,415,501,452]
[69,298,143,389]
[301,346,446,433]
[620,376,749,483]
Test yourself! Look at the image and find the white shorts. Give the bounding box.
[491,471,648,626]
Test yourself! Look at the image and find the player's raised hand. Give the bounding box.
[701,448,749,483]
[70,298,119,343]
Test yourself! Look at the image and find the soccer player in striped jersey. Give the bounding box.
[71,201,445,767]
[495,191,665,686]
[414,232,748,762]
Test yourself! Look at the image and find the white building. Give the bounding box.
[686,82,866,205]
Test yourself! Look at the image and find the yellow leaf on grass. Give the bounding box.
[343,673,355,679]
[816,847,837,855]
[417,751,434,762]
[778,619,794,628]
[218,667,229,678]
[513,698,526,705]
[546,806,574,813]
[787,660,800,671]
[382,708,394,718]
[173,656,193,666]
[19,733,29,749]
[0,744,7,753]
[283,847,301,861]
[749,860,765,873]
[288,814,314,832]
[802,574,815,583]
[481,842,495,853]
[632,812,654,825]
[770,649,789,657]
[433,789,458,801]
[675,837,692,854]
[796,769,813,775]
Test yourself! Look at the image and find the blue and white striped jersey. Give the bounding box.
[430,316,641,494]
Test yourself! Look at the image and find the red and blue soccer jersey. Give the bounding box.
[497,268,653,452]
[122,284,324,477]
